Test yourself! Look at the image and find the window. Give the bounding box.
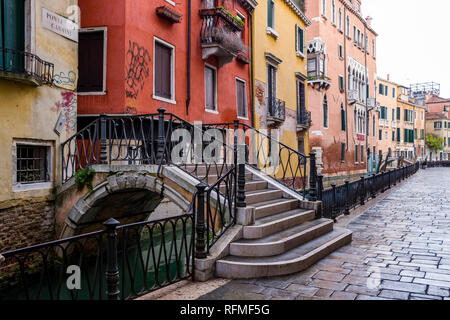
[0,0,25,73]
[339,75,344,91]
[392,131,395,141]
[392,109,395,121]
[392,88,396,98]
[372,39,375,57]
[267,0,275,29]
[338,44,343,59]
[379,84,383,95]
[332,0,336,24]
[421,129,425,139]
[380,106,388,120]
[236,11,246,40]
[414,129,418,139]
[355,145,359,163]
[16,145,49,184]
[236,78,247,118]
[296,80,306,124]
[357,29,360,46]
[341,105,346,131]
[322,0,326,16]
[78,28,107,94]
[434,121,442,129]
[379,130,382,141]
[154,38,175,102]
[323,95,328,128]
[353,26,356,43]
[338,8,342,30]
[340,143,346,161]
[205,64,217,111]
[361,145,364,163]
[267,63,277,104]
[384,85,388,96]
[296,25,305,56]
[346,15,350,37]
[396,128,400,142]
[373,116,375,137]
[397,107,401,120]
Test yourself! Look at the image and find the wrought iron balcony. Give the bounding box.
[267,97,286,125]
[0,48,54,86]
[297,110,311,131]
[199,6,245,67]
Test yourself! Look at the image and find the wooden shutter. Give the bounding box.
[2,0,25,72]
[78,31,104,92]
[267,0,273,28]
[236,79,246,118]
[299,27,304,53]
[155,42,172,99]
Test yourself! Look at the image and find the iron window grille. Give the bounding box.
[16,145,49,184]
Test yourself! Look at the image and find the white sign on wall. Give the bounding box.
[42,8,78,42]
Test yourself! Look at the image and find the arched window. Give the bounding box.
[323,95,328,128]
[341,104,346,131]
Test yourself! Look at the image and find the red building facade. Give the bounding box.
[77,0,256,126]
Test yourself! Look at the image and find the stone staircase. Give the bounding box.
[214,169,352,279]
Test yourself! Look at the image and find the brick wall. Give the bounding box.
[0,199,55,252]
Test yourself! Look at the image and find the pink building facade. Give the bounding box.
[305,0,378,184]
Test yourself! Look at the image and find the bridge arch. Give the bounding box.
[56,165,198,239]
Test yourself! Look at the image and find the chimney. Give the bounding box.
[366,16,373,27]
[387,74,390,81]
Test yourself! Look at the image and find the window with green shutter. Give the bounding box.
[267,0,274,29]
[392,131,395,141]
[414,129,418,139]
[396,128,400,142]
[397,107,401,120]
[0,0,25,72]
[296,25,304,54]
[379,84,383,95]
[392,88,396,98]
[341,106,346,131]
[339,76,344,91]
[379,130,382,141]
[384,85,388,96]
[421,129,424,139]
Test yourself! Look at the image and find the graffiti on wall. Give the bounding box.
[125,40,151,99]
[52,91,77,135]
[53,71,77,87]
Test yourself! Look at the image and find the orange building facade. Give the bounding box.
[77,0,256,127]
[305,0,378,184]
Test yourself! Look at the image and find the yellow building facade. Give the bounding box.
[0,0,78,250]
[252,0,311,185]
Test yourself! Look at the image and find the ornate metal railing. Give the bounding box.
[0,47,54,85]
[0,215,194,301]
[318,162,420,221]
[267,97,286,122]
[297,110,312,128]
[425,160,450,168]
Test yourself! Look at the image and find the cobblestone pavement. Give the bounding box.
[199,168,450,300]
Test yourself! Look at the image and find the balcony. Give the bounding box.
[307,74,331,90]
[267,97,286,125]
[0,48,54,86]
[379,118,389,127]
[297,110,311,132]
[348,90,359,104]
[199,7,246,67]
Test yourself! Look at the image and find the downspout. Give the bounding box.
[186,0,192,116]
[250,12,255,127]
[364,24,369,172]
[343,7,348,151]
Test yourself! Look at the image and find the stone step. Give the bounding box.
[253,198,300,219]
[184,164,234,176]
[230,218,334,257]
[245,189,284,205]
[206,172,253,184]
[216,228,352,279]
[243,209,315,239]
[218,180,268,193]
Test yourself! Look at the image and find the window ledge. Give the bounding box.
[78,91,107,96]
[237,116,249,121]
[153,95,176,104]
[205,108,219,114]
[266,27,279,39]
[13,182,52,193]
[296,51,305,59]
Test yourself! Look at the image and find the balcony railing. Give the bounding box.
[267,97,286,124]
[199,6,246,66]
[297,110,311,130]
[0,48,54,86]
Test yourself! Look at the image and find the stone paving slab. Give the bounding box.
[198,168,450,300]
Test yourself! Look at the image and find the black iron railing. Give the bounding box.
[425,160,450,168]
[267,97,286,122]
[297,110,312,127]
[0,215,194,301]
[0,48,54,84]
[318,162,420,221]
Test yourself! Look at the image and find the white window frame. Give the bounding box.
[235,77,248,120]
[267,0,277,37]
[165,0,176,6]
[296,25,305,58]
[322,0,326,17]
[338,44,343,59]
[12,139,54,192]
[153,36,176,104]
[338,8,342,31]
[331,0,336,24]
[77,27,108,96]
[204,63,218,113]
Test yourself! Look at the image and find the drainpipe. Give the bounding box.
[364,24,369,172]
[250,12,255,127]
[343,7,348,151]
[186,0,192,116]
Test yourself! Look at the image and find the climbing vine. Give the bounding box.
[75,167,95,193]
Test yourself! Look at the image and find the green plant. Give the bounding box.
[425,134,444,152]
[75,167,95,193]
[217,6,245,27]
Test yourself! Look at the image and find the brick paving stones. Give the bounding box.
[199,168,450,300]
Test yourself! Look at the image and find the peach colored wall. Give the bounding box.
[306,0,378,178]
